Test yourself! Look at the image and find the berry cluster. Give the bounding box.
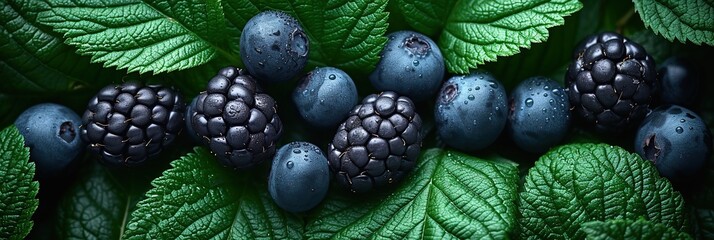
[11,11,711,216]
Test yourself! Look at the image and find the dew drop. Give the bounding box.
[676,126,683,134]
[542,108,547,113]
[473,120,478,125]
[535,81,542,86]
[467,95,475,100]
[544,85,550,90]
[413,60,420,66]
[543,93,548,97]
[328,74,336,80]
[468,88,472,91]
[463,100,468,105]
[418,74,423,78]
[475,86,481,90]
[525,98,534,107]
[680,119,686,123]
[549,99,555,105]
[286,161,294,169]
[293,149,302,154]
[254,47,262,54]
[489,82,497,88]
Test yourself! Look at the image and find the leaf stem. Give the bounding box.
[616,7,636,33]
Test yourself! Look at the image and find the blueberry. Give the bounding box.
[14,103,85,178]
[240,10,309,83]
[369,30,444,102]
[435,72,508,151]
[293,67,358,128]
[268,142,330,213]
[657,57,699,108]
[634,105,712,185]
[507,77,571,153]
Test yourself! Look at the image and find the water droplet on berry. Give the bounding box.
[475,86,480,90]
[680,119,686,123]
[328,74,336,80]
[542,108,547,113]
[544,85,550,90]
[525,98,534,107]
[293,149,301,154]
[467,95,475,100]
[489,82,497,88]
[286,161,294,169]
[676,126,683,134]
[413,60,420,66]
[543,93,548,97]
[463,100,468,105]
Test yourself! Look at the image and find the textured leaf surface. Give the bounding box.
[518,143,687,239]
[57,161,141,240]
[123,147,302,239]
[0,0,112,93]
[37,0,231,74]
[581,218,691,240]
[633,0,714,46]
[396,0,582,74]
[306,148,519,239]
[0,126,38,240]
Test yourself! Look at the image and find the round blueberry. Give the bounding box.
[435,72,508,151]
[369,30,444,102]
[14,103,85,178]
[634,105,712,185]
[293,67,358,128]
[507,77,571,153]
[657,57,699,108]
[268,142,330,213]
[240,10,309,83]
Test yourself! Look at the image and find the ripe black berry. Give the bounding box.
[189,66,282,169]
[565,32,656,133]
[327,91,422,193]
[81,82,184,167]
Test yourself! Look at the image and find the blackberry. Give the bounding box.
[327,91,422,193]
[565,32,656,133]
[189,67,282,169]
[81,82,184,167]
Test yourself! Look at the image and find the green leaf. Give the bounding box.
[37,0,234,74]
[633,0,714,46]
[396,0,582,74]
[518,143,687,239]
[306,148,519,239]
[0,126,39,240]
[0,0,116,93]
[581,218,692,240]
[123,147,302,239]
[57,161,142,240]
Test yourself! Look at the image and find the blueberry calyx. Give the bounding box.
[404,35,430,56]
[643,134,660,163]
[59,121,76,143]
[439,83,458,104]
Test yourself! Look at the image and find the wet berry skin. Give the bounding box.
[293,67,358,128]
[435,71,508,152]
[240,10,309,83]
[15,103,85,178]
[634,105,712,185]
[369,30,445,102]
[507,77,571,153]
[268,142,330,213]
[657,56,699,108]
